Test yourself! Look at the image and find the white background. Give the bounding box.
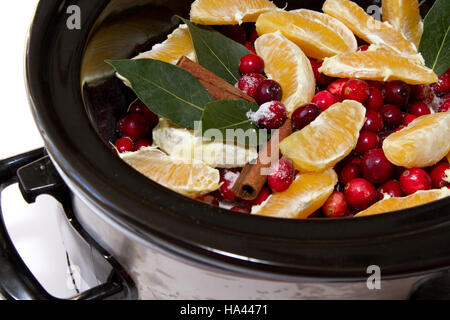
[0,1,75,298]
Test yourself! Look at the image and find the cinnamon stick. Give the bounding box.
[177,56,255,102]
[232,119,293,200]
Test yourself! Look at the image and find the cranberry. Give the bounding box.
[344,178,377,210]
[356,131,379,154]
[380,104,403,128]
[219,170,240,201]
[340,163,361,185]
[196,194,220,206]
[377,180,404,200]
[291,103,321,131]
[411,84,435,104]
[239,54,265,74]
[255,79,283,104]
[327,78,348,102]
[248,27,259,43]
[378,131,391,147]
[366,87,384,111]
[117,113,150,141]
[361,148,395,185]
[322,192,348,218]
[230,205,251,213]
[236,73,265,97]
[366,80,384,91]
[432,69,450,96]
[244,42,256,54]
[384,81,411,106]
[400,168,432,195]
[394,125,406,132]
[357,45,369,51]
[250,101,287,129]
[309,58,333,86]
[134,139,152,151]
[342,79,370,104]
[246,187,271,206]
[363,111,384,132]
[430,162,450,188]
[312,90,336,111]
[268,157,295,192]
[409,101,431,116]
[403,114,418,126]
[114,137,134,153]
[217,25,247,44]
[440,99,450,112]
[344,155,362,167]
[128,100,159,128]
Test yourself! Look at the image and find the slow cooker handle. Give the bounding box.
[0,148,137,300]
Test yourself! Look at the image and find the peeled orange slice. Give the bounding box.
[322,0,417,56]
[355,188,450,217]
[319,50,438,84]
[255,10,357,61]
[382,0,423,48]
[190,0,277,25]
[120,147,220,197]
[252,169,338,219]
[254,32,316,114]
[280,100,366,172]
[382,113,450,168]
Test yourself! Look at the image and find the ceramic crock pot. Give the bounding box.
[1,0,450,300]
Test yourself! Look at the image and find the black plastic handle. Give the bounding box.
[0,148,137,300]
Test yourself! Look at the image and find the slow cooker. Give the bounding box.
[1,0,450,300]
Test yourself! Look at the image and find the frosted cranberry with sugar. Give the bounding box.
[363,111,384,132]
[327,78,348,102]
[239,54,265,74]
[312,90,336,111]
[340,163,361,185]
[342,79,370,104]
[134,139,152,151]
[231,205,251,213]
[380,104,403,128]
[356,131,379,154]
[377,180,403,200]
[219,170,240,201]
[366,87,384,111]
[291,103,321,131]
[128,100,159,127]
[196,194,220,206]
[237,73,265,97]
[255,79,283,104]
[409,101,431,116]
[432,69,450,96]
[411,84,435,104]
[268,157,295,192]
[246,187,271,207]
[345,178,377,210]
[440,100,450,112]
[251,101,287,129]
[322,192,348,218]
[403,114,417,126]
[117,113,150,141]
[400,168,432,195]
[114,137,134,153]
[361,148,395,185]
[384,81,411,106]
[430,162,450,188]
[309,58,333,86]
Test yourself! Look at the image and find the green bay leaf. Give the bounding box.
[419,0,450,76]
[107,59,212,130]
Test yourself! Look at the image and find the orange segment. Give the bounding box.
[322,0,417,56]
[355,188,450,217]
[319,50,438,84]
[255,10,357,60]
[190,0,277,25]
[280,100,366,172]
[382,0,423,48]
[120,147,220,197]
[382,113,450,168]
[254,32,316,114]
[252,169,338,219]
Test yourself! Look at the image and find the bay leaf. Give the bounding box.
[107,59,212,129]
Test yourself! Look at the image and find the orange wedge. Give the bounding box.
[355,188,450,217]
[190,0,277,25]
[382,113,450,168]
[252,169,338,219]
[382,0,423,48]
[322,0,417,56]
[120,147,220,197]
[319,50,438,85]
[254,32,316,113]
[255,10,357,61]
[280,100,366,172]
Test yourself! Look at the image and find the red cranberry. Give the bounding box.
[322,192,348,218]
[218,25,247,44]
[237,73,265,97]
[117,113,150,141]
[394,125,406,132]
[366,80,384,91]
[440,99,450,112]
[134,139,152,151]
[357,45,369,51]
[409,101,431,116]
[309,58,333,86]
[411,84,435,104]
[430,162,450,188]
[340,163,361,185]
[366,87,384,111]
[246,187,271,206]
[327,78,348,102]
[291,103,321,131]
[344,156,362,167]
[312,90,336,111]
[344,178,377,210]
[244,42,256,54]
[356,131,379,154]
[342,79,370,104]
[196,194,220,206]
[128,100,159,128]
[248,27,259,43]
[268,157,295,192]
[378,131,391,147]
[114,137,134,153]
[380,104,403,128]
[239,54,265,74]
[361,148,395,184]
[432,69,450,96]
[377,180,404,200]
[403,114,418,126]
[400,168,432,195]
[219,170,240,201]
[384,81,411,106]
[250,101,287,129]
[255,79,283,104]
[230,205,251,213]
[363,111,384,132]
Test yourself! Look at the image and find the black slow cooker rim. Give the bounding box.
[25,0,450,280]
